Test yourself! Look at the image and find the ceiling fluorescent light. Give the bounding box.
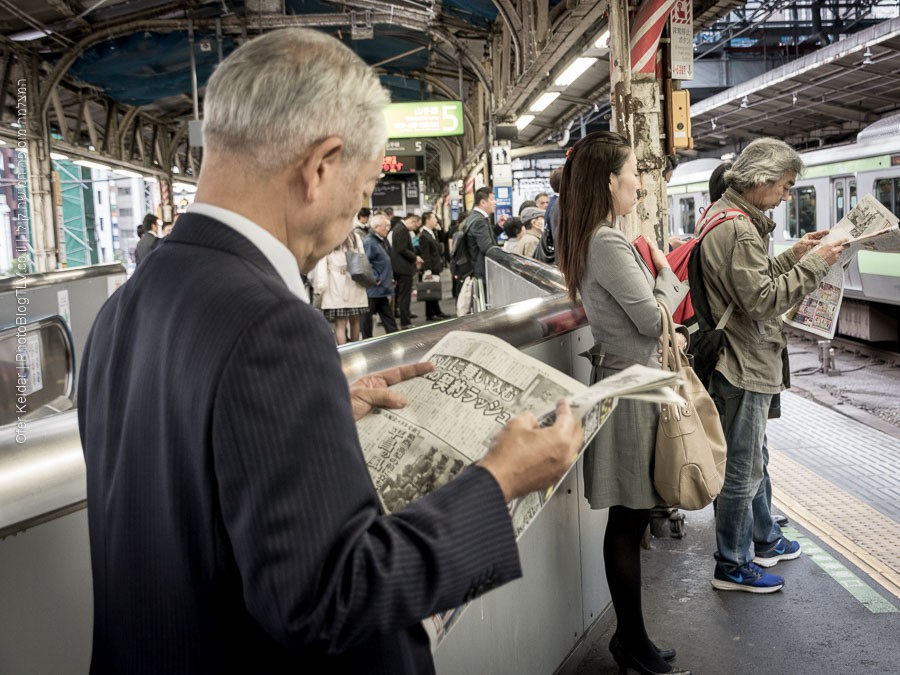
[50,152,69,160]
[530,92,560,113]
[516,115,535,131]
[554,57,597,87]
[8,29,51,42]
[74,159,111,171]
[114,169,143,178]
[594,31,610,49]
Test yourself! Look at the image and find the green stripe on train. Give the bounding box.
[803,155,897,178]
[858,251,900,277]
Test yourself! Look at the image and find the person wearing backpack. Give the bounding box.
[699,138,847,594]
[556,132,691,675]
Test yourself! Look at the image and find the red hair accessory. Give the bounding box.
[565,147,574,159]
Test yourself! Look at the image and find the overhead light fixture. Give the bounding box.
[0,139,6,145]
[710,118,717,131]
[530,92,560,112]
[114,169,143,179]
[740,95,749,109]
[792,91,798,105]
[8,29,51,42]
[720,152,735,161]
[863,47,874,65]
[171,165,181,174]
[594,30,610,49]
[74,159,111,171]
[516,114,535,131]
[50,152,69,161]
[554,57,597,87]
[173,182,198,193]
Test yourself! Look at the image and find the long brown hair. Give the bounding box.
[557,131,632,303]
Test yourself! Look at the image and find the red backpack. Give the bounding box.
[634,206,748,385]
[633,206,748,324]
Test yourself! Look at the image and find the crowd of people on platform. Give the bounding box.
[81,26,854,675]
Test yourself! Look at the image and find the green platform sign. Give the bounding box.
[384,101,464,138]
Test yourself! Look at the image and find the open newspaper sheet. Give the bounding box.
[785,195,900,338]
[355,330,681,646]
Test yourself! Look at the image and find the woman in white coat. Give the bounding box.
[315,231,369,344]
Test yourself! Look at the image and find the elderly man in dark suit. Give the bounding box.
[77,28,580,675]
[361,212,397,338]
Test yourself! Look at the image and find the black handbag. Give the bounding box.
[416,279,442,301]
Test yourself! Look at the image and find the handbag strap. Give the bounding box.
[659,304,684,373]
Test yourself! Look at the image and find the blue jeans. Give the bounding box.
[710,372,782,568]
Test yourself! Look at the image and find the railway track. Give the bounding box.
[786,327,900,368]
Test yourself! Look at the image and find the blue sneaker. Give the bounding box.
[711,562,784,593]
[753,537,801,568]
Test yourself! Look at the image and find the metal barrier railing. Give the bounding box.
[1,251,584,538]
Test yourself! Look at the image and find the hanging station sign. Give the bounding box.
[669,0,694,80]
[381,154,425,174]
[383,101,464,138]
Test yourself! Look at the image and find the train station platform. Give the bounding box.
[571,389,900,675]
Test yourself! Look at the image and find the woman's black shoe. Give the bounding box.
[611,640,691,675]
[657,647,676,662]
[609,635,676,663]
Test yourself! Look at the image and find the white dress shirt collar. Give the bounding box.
[187,203,308,302]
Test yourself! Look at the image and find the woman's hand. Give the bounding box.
[644,235,670,271]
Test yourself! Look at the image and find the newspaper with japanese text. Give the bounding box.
[355,330,681,646]
[785,195,900,339]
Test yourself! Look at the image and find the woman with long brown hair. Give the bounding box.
[557,131,690,675]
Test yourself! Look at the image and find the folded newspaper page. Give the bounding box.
[354,330,681,647]
[785,195,900,339]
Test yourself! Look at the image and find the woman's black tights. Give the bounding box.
[604,505,669,672]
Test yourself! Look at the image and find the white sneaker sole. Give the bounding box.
[711,578,784,593]
[752,549,801,568]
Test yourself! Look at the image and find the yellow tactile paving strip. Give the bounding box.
[769,448,900,600]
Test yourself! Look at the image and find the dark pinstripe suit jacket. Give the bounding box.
[77,212,521,674]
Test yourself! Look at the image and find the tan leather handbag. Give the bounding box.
[654,304,727,510]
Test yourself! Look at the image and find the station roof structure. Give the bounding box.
[2,1,898,171]
[690,14,900,153]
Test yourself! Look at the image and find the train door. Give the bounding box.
[832,176,862,293]
[832,176,857,223]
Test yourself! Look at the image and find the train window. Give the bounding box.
[835,183,844,220]
[874,178,900,217]
[849,179,857,210]
[680,198,696,234]
[786,186,816,239]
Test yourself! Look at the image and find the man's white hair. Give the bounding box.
[725,138,805,194]
[203,28,389,173]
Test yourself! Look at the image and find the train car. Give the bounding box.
[667,116,900,341]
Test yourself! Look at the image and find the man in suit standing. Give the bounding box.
[417,211,450,320]
[464,186,497,283]
[361,213,398,338]
[77,28,581,675]
[390,213,421,328]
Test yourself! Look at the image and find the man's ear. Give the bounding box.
[293,136,345,203]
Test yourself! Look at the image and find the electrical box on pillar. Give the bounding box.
[667,89,692,150]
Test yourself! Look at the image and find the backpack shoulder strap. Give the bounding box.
[689,207,745,332]
[696,207,749,239]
